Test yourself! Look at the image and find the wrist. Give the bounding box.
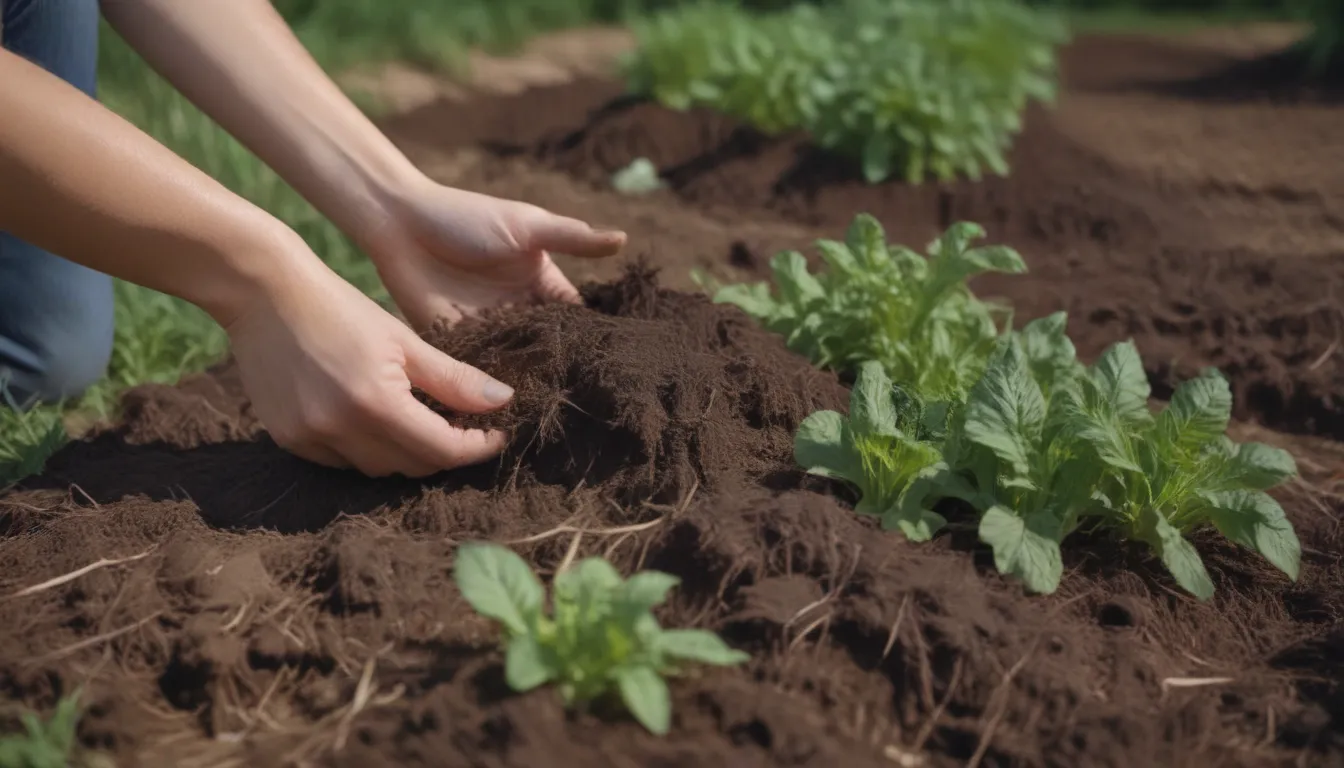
[193,212,332,331]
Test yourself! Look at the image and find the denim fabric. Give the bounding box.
[1,0,114,405]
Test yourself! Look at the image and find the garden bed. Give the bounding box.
[3,30,1344,768]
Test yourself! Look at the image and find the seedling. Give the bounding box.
[0,694,81,768]
[453,543,748,735]
[716,214,1024,401]
[794,361,945,540]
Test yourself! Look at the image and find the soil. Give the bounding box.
[3,28,1344,768]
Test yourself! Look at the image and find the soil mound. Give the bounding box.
[425,262,850,503]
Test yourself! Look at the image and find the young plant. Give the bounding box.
[715,214,1025,401]
[1062,353,1301,600]
[903,313,1094,595]
[0,694,81,768]
[453,543,748,735]
[794,361,946,540]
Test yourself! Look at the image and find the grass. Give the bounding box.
[0,694,82,768]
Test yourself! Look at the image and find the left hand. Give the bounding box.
[364,175,627,331]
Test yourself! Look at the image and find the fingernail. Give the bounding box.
[593,226,625,236]
[482,378,514,405]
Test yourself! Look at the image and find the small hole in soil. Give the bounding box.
[729,719,773,749]
[1097,601,1137,628]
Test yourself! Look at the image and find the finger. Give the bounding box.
[280,440,350,470]
[537,257,582,304]
[522,213,626,260]
[330,436,439,479]
[382,391,510,471]
[404,337,514,414]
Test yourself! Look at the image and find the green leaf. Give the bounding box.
[978,505,1064,594]
[556,557,623,600]
[1140,508,1214,601]
[1089,341,1150,426]
[794,410,859,482]
[713,282,777,320]
[850,361,899,438]
[655,629,750,665]
[963,343,1045,480]
[1017,312,1078,394]
[619,571,682,612]
[1159,369,1232,453]
[770,250,825,308]
[505,634,553,691]
[1226,443,1298,490]
[844,213,887,268]
[454,543,544,636]
[616,666,672,735]
[1203,490,1301,581]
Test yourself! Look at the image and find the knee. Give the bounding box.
[2,322,113,406]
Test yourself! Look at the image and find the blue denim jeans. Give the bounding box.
[1,0,113,406]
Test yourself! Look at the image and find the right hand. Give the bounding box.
[221,237,512,478]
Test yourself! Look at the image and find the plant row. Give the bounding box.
[715,214,1302,600]
[623,0,1068,184]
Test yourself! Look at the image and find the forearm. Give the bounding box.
[0,49,315,327]
[101,0,423,252]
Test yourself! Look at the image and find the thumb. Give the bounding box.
[404,337,514,414]
[521,212,626,259]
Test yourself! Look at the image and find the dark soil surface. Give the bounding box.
[3,29,1344,768]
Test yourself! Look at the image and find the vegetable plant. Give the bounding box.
[625,0,1067,183]
[453,543,748,735]
[901,313,1094,594]
[899,320,1301,599]
[715,213,1025,401]
[1061,353,1301,600]
[794,361,946,540]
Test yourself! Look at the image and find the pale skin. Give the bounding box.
[0,0,627,477]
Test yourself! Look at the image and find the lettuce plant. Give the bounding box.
[901,317,1301,599]
[715,214,1025,401]
[1061,355,1301,600]
[794,361,945,540]
[625,0,1067,183]
[453,543,748,735]
[901,313,1094,594]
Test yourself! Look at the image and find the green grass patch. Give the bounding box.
[0,694,83,768]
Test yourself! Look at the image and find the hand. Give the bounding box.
[364,176,627,330]
[222,236,513,477]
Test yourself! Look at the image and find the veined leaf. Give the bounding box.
[794,410,859,482]
[1089,341,1150,426]
[1225,443,1298,491]
[851,361,899,438]
[1203,490,1301,581]
[1139,507,1214,601]
[978,505,1064,594]
[963,342,1044,481]
[1158,369,1232,453]
[454,543,544,636]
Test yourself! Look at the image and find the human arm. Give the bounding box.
[100,0,627,330]
[0,48,509,476]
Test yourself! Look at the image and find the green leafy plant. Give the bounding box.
[453,543,749,735]
[901,313,1093,593]
[715,214,1025,400]
[1061,353,1301,600]
[625,0,1067,183]
[795,361,946,540]
[900,318,1301,599]
[0,694,82,768]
